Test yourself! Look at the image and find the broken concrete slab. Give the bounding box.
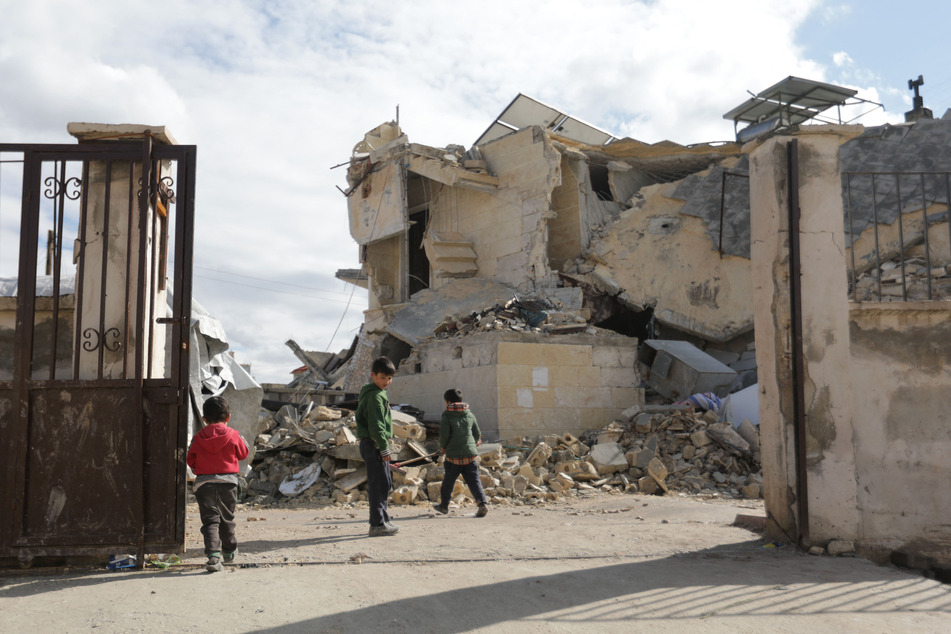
[588,442,628,475]
[385,278,521,346]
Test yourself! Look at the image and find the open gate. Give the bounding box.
[0,135,196,565]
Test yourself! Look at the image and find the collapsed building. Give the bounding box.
[332,94,756,441]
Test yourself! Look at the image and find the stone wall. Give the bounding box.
[388,331,639,441]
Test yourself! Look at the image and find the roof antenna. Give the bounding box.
[905,75,933,122]
[395,104,400,126]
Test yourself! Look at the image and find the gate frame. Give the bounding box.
[0,139,196,566]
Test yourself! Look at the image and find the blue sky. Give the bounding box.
[0,0,946,383]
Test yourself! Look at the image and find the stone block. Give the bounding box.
[589,442,628,474]
[527,442,553,467]
[634,413,653,434]
[690,430,712,447]
[682,444,696,460]
[553,472,576,490]
[314,429,334,443]
[741,483,762,499]
[638,476,659,495]
[736,420,759,453]
[632,448,654,470]
[620,405,641,421]
[332,443,364,462]
[333,489,355,504]
[517,463,540,486]
[334,426,356,446]
[513,475,529,494]
[391,485,418,505]
[393,420,425,441]
[427,481,442,500]
[827,540,855,556]
[647,458,669,493]
[335,467,368,492]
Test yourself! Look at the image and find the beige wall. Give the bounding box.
[589,177,753,341]
[750,126,951,556]
[388,331,639,441]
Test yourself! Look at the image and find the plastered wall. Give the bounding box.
[750,126,951,554]
[388,331,639,441]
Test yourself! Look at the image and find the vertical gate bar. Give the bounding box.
[51,160,70,380]
[48,160,66,380]
[133,137,152,569]
[920,173,932,299]
[845,174,857,300]
[146,158,158,378]
[871,174,882,301]
[896,175,906,300]
[172,148,197,545]
[73,162,90,379]
[97,161,113,379]
[123,162,135,379]
[12,150,43,548]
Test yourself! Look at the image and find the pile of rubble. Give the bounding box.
[243,400,762,509]
[852,256,951,301]
[425,296,594,342]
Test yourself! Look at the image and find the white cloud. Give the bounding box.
[2,0,903,382]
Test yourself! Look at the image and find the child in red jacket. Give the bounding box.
[186,396,249,572]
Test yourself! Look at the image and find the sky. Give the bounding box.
[1,0,947,384]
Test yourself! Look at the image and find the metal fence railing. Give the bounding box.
[843,170,951,302]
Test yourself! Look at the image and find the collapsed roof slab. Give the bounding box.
[581,177,754,342]
[385,277,521,346]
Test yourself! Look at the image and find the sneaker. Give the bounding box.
[476,505,488,518]
[205,553,223,572]
[368,523,399,537]
[223,549,237,563]
[433,503,449,515]
[384,521,400,533]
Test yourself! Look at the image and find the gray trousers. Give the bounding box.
[195,482,238,555]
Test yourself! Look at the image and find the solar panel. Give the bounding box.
[723,76,858,132]
[475,94,616,147]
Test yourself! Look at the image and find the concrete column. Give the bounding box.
[749,126,864,546]
[67,123,175,379]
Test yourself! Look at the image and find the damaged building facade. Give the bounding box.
[337,96,756,441]
[333,81,951,564]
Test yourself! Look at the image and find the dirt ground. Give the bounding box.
[2,492,950,633]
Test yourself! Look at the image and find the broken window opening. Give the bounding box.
[588,162,613,201]
[591,297,655,341]
[408,209,430,296]
[380,334,412,371]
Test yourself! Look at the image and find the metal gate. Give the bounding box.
[0,138,196,565]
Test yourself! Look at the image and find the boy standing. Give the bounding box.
[433,388,488,517]
[356,356,399,537]
[186,395,249,572]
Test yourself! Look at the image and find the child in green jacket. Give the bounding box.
[356,357,399,537]
[433,388,488,517]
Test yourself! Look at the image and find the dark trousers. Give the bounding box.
[360,438,392,526]
[440,460,487,507]
[195,482,238,556]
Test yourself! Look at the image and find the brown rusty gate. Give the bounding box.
[0,138,196,565]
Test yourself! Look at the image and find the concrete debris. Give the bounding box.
[420,294,595,343]
[851,256,951,302]
[241,399,763,508]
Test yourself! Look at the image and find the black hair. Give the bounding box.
[371,356,396,376]
[202,395,230,423]
[443,388,463,403]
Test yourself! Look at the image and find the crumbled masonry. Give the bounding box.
[240,401,762,509]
